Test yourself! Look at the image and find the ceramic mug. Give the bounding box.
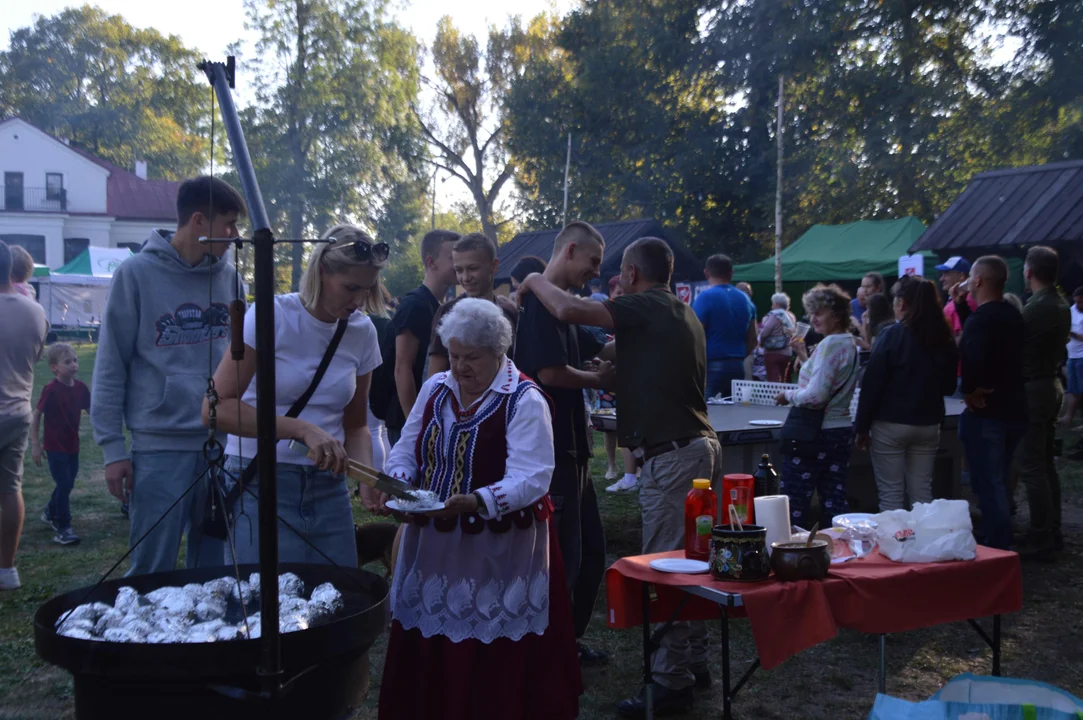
[709,524,769,582]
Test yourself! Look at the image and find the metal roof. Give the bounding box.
[910,159,1083,252]
[496,218,702,283]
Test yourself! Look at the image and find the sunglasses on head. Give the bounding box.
[331,238,390,264]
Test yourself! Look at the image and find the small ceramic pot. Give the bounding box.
[709,524,769,582]
[770,540,832,582]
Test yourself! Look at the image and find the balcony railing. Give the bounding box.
[0,187,68,213]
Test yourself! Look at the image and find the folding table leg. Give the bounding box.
[643,582,653,720]
[721,607,731,720]
[992,615,1001,677]
[878,635,887,694]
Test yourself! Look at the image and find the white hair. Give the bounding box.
[436,297,513,356]
[771,292,790,309]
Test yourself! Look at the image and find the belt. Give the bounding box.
[640,437,699,463]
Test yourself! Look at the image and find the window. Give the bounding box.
[46,173,64,201]
[0,234,45,264]
[4,172,23,211]
[64,238,89,264]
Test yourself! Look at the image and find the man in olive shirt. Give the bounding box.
[518,236,719,718]
[1017,246,1070,560]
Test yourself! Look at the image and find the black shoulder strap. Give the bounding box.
[238,317,348,487]
[285,317,348,418]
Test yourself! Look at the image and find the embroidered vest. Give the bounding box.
[406,373,551,534]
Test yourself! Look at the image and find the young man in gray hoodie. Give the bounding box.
[92,176,246,576]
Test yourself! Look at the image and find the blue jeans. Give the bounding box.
[706,358,746,399]
[46,451,78,530]
[127,450,226,576]
[958,411,1026,550]
[224,457,358,568]
[1067,358,1083,396]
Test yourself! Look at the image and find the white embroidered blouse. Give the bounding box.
[384,357,557,643]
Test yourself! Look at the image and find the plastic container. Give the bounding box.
[684,479,718,560]
[722,473,755,525]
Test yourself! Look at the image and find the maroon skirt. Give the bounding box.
[377,518,583,720]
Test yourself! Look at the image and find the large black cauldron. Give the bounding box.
[35,563,388,720]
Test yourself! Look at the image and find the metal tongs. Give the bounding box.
[287,440,418,501]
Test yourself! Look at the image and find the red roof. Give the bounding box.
[3,118,178,222]
[106,170,178,222]
[66,144,178,222]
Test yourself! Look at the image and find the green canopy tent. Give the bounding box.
[731,218,934,315]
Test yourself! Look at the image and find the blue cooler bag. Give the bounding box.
[869,674,1083,720]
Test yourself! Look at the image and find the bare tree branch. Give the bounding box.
[485,163,515,206]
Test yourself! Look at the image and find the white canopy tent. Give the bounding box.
[35,247,133,330]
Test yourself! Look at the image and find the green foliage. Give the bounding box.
[240,0,427,288]
[506,1,752,259]
[0,6,213,179]
[505,0,1083,264]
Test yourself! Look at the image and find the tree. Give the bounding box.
[994,0,1083,158]
[0,6,211,179]
[418,17,526,243]
[506,2,747,258]
[241,0,425,289]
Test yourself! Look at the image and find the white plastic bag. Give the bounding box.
[875,499,977,563]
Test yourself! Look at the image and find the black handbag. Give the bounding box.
[203,318,348,540]
[779,343,858,456]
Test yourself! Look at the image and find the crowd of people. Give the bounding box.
[0,171,1076,717]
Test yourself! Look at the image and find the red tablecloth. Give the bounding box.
[606,547,1021,671]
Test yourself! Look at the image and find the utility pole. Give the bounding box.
[562,132,572,227]
[774,75,784,294]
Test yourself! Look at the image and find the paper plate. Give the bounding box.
[649,558,710,574]
[748,419,783,427]
[386,497,446,514]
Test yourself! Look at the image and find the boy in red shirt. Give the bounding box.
[30,344,90,545]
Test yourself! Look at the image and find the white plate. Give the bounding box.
[748,419,783,427]
[386,497,446,514]
[649,558,710,574]
[832,512,878,529]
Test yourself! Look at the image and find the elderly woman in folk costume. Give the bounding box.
[377,298,582,720]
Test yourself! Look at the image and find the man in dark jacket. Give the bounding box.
[952,256,1027,551]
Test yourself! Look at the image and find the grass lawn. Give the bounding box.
[1,344,1081,718]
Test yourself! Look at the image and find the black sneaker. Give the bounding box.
[577,642,610,667]
[40,510,57,532]
[53,528,80,546]
[616,683,694,718]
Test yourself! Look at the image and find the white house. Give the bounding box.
[0,118,179,268]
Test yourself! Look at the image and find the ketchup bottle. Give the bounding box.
[685,479,717,560]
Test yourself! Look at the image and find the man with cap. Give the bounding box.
[938,257,976,340]
[938,257,977,396]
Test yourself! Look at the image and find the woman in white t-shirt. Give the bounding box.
[210,224,388,567]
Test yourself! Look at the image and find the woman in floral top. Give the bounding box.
[775,285,860,527]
